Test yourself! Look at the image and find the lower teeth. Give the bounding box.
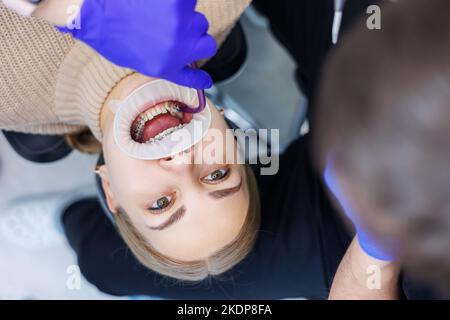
[147,124,186,144]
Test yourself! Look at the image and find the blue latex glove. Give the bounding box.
[324,159,394,261]
[57,0,217,89]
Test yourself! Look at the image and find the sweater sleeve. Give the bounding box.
[0,0,251,138]
[0,3,86,135]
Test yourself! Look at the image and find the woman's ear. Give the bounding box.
[96,165,119,214]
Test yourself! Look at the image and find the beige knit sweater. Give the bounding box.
[0,0,251,141]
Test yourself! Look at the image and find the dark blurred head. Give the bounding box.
[315,0,450,296]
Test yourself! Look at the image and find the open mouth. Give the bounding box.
[113,79,212,160]
[130,101,194,144]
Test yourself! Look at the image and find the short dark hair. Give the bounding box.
[315,0,450,296]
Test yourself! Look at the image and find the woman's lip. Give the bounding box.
[132,88,197,116]
[118,79,197,124]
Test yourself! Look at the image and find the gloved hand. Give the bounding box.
[57,0,217,89]
[324,159,395,261]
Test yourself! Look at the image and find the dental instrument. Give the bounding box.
[178,63,207,114]
[332,0,347,45]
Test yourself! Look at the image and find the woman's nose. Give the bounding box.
[158,146,194,169]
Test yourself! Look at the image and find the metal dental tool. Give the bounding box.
[178,63,207,114]
[332,0,347,45]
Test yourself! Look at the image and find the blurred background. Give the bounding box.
[0,6,306,299]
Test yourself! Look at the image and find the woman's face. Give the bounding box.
[98,75,250,262]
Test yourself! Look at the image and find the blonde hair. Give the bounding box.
[114,165,261,282]
[65,129,102,154]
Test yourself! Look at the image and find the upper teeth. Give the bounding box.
[142,102,181,123]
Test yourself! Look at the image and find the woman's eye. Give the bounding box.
[150,195,173,211]
[203,168,230,183]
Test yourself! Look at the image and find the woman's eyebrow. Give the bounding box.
[147,178,242,231]
[149,206,186,231]
[208,179,242,199]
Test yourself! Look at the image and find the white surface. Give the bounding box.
[0,134,117,299]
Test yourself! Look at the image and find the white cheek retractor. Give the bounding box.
[109,80,212,160]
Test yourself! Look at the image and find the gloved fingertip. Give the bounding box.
[55,25,70,33]
[195,35,218,60]
[357,233,395,261]
[172,68,213,89]
[197,73,213,89]
[193,74,213,89]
